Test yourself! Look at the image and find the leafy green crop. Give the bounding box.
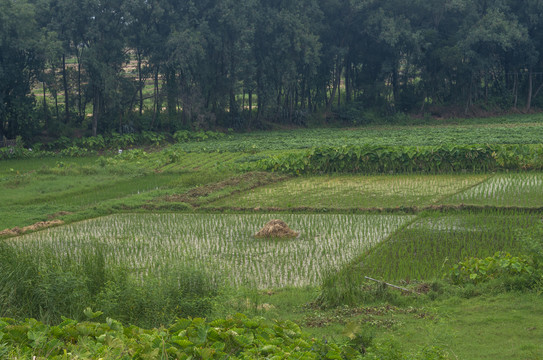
[447,252,536,285]
[0,314,364,359]
[250,144,543,174]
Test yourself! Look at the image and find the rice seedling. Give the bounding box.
[207,174,489,209]
[446,172,543,208]
[8,213,413,289]
[318,210,543,306]
[352,211,542,281]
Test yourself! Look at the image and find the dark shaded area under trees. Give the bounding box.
[1,0,543,141]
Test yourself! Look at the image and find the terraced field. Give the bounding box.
[3,116,543,359]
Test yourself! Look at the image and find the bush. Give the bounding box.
[447,252,535,285]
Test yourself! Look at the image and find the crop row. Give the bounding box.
[251,144,543,174]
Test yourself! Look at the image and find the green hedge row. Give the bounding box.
[0,130,230,160]
[252,144,543,174]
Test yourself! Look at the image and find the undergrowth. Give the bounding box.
[0,242,220,328]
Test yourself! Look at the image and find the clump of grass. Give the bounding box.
[0,241,220,327]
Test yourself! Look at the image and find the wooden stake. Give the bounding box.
[364,276,416,294]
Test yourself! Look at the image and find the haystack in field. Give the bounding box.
[254,219,299,238]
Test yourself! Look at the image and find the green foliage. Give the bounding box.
[140,131,166,147]
[173,130,227,143]
[108,132,137,148]
[79,135,106,150]
[58,146,95,157]
[445,224,543,289]
[0,314,365,359]
[252,144,543,174]
[447,252,535,285]
[0,243,221,328]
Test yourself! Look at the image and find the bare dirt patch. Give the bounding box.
[163,172,289,206]
[0,219,64,237]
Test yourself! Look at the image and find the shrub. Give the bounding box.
[447,252,536,285]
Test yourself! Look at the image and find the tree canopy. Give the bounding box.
[1,0,542,140]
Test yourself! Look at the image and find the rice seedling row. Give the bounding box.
[9,213,414,289]
[445,172,543,208]
[207,174,490,209]
[355,211,543,281]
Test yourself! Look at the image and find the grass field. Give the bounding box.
[176,113,543,153]
[2,115,543,359]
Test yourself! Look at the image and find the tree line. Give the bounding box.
[1,0,543,140]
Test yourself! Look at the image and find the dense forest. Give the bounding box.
[1,0,543,140]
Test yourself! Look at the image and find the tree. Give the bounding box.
[0,0,44,140]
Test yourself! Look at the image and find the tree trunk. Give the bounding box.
[533,79,543,100]
[62,54,69,123]
[308,85,312,112]
[326,58,340,112]
[248,89,253,116]
[152,66,160,129]
[166,67,177,129]
[526,68,533,111]
[337,69,341,108]
[42,81,48,128]
[392,63,399,110]
[345,60,351,103]
[137,50,143,116]
[513,73,518,109]
[484,71,488,104]
[92,87,100,136]
[77,49,83,121]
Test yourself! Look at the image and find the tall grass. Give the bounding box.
[0,241,219,327]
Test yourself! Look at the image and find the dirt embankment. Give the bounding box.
[163,172,289,206]
[0,220,64,237]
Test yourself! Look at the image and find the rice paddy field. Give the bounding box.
[9,213,413,288]
[206,172,543,210]
[3,115,543,359]
[207,173,491,209]
[445,173,543,207]
[357,211,542,280]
